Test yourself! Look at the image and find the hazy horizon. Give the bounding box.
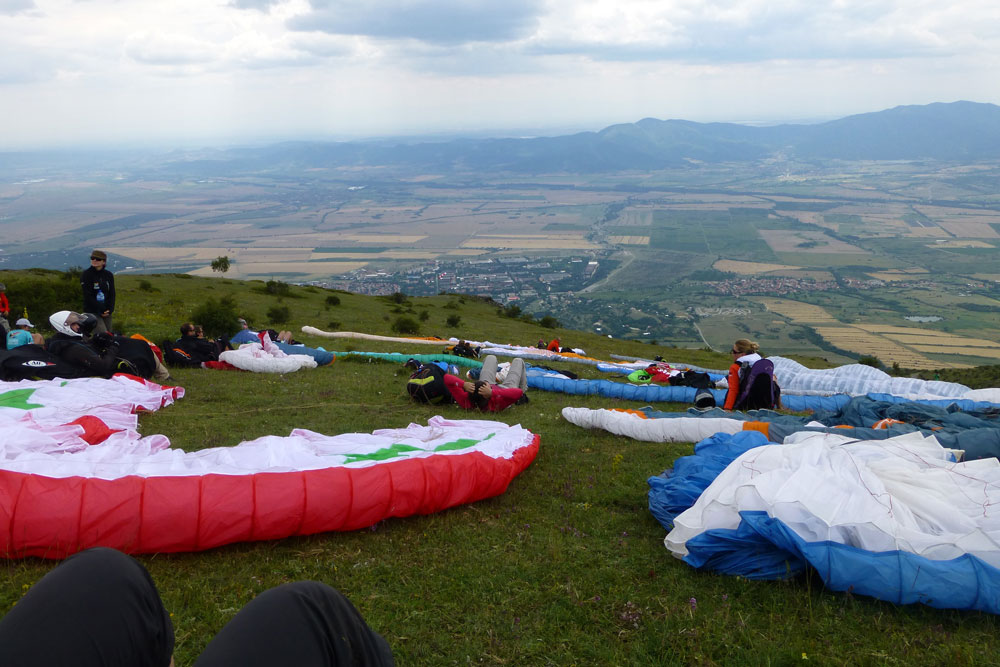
[3,1,999,151]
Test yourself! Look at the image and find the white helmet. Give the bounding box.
[49,310,84,337]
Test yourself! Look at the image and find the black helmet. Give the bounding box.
[79,313,100,336]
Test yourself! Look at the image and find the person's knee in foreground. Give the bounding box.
[0,547,174,667]
[195,580,393,666]
[0,548,393,667]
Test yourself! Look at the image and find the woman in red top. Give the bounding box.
[443,355,527,411]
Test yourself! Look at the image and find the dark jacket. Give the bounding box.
[47,333,119,378]
[81,266,116,314]
[174,335,221,363]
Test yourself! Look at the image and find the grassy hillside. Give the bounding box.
[2,270,999,665]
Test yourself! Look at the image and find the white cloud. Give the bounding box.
[123,32,219,66]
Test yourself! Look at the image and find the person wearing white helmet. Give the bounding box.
[46,310,120,377]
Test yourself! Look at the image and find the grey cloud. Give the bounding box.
[0,0,35,16]
[287,0,543,45]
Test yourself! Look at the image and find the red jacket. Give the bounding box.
[0,293,8,316]
[723,362,742,410]
[443,374,523,412]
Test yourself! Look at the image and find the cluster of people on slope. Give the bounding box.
[1,250,174,381]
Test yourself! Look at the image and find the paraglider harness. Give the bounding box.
[447,341,480,359]
[406,363,453,405]
[734,359,780,410]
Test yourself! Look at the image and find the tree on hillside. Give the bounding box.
[211,256,231,273]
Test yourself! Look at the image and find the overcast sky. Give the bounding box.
[2,0,998,149]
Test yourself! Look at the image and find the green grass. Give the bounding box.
[2,271,1000,664]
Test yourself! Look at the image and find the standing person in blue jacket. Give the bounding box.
[81,249,116,334]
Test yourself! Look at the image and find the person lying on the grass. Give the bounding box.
[444,355,527,412]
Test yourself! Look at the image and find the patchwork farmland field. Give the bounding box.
[756,298,840,323]
[713,259,802,274]
[812,326,968,369]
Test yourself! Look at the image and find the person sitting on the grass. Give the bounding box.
[443,354,527,412]
[172,322,225,363]
[10,317,45,347]
[723,338,781,411]
[0,547,394,667]
[449,339,480,359]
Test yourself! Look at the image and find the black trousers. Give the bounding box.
[0,548,394,667]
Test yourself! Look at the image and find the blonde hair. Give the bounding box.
[733,339,759,355]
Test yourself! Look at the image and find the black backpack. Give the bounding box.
[406,364,452,404]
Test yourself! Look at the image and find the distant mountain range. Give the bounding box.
[171,101,999,175]
[7,101,1000,176]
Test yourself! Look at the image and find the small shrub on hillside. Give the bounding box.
[503,304,521,318]
[539,315,559,329]
[267,305,291,324]
[445,300,459,310]
[390,292,407,304]
[62,266,83,282]
[174,273,193,279]
[858,355,882,368]
[138,280,157,292]
[519,313,534,324]
[419,311,430,322]
[265,280,291,297]
[325,295,341,307]
[191,295,240,339]
[327,321,341,331]
[2,276,79,327]
[391,316,420,334]
[446,315,462,327]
